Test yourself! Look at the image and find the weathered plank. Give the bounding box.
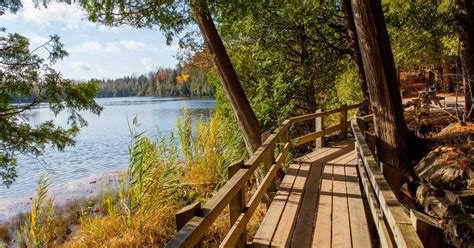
[351,119,423,248]
[339,104,348,139]
[315,108,325,148]
[296,139,354,164]
[166,167,251,248]
[251,163,300,247]
[221,142,290,248]
[410,209,445,248]
[344,153,372,248]
[291,162,323,247]
[312,162,334,247]
[176,202,202,232]
[292,122,348,147]
[290,102,367,123]
[356,150,395,248]
[331,152,354,248]
[228,160,246,248]
[272,163,311,247]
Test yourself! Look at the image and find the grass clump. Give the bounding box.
[65,111,245,247]
[1,111,248,247]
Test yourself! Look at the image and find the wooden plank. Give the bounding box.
[312,163,334,247]
[291,162,324,247]
[261,130,273,173]
[222,143,290,248]
[290,102,367,124]
[297,139,355,163]
[296,147,332,163]
[176,202,202,231]
[351,120,423,248]
[166,167,251,247]
[261,130,276,194]
[228,160,246,248]
[315,108,325,148]
[271,163,311,247]
[356,150,394,248]
[331,152,352,248]
[251,163,300,247]
[292,122,348,147]
[410,210,445,248]
[344,153,372,248]
[340,104,348,139]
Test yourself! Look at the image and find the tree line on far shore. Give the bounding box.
[96,66,214,98]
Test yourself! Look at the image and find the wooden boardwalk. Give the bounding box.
[253,140,372,247]
[166,104,423,248]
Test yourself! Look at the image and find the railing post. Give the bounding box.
[262,130,273,173]
[262,130,276,193]
[339,104,348,139]
[175,202,203,247]
[279,120,289,151]
[315,108,324,148]
[176,202,202,232]
[228,160,246,248]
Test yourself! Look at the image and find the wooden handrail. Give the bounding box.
[166,102,367,248]
[288,102,367,123]
[351,119,423,248]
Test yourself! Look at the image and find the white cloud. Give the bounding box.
[140,58,155,71]
[120,40,150,51]
[70,61,91,71]
[104,42,120,53]
[1,1,88,30]
[71,41,102,52]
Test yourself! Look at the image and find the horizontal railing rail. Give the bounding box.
[351,118,423,248]
[165,102,367,248]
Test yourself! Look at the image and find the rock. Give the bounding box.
[447,215,474,248]
[429,167,468,190]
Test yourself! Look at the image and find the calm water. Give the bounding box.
[0,97,215,218]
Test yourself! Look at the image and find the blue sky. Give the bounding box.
[1,1,179,80]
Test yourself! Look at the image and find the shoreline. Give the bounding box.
[0,171,123,223]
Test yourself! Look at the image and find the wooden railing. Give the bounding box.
[165,102,367,248]
[352,117,423,248]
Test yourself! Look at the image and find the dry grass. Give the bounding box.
[3,111,265,247]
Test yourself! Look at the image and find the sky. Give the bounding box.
[1,1,179,80]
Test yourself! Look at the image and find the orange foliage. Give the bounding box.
[176,74,190,85]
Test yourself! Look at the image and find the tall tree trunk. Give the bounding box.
[342,0,370,115]
[351,0,419,197]
[457,0,474,121]
[191,1,262,153]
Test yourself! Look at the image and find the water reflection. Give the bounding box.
[0,97,215,217]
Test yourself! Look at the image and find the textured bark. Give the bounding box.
[457,0,474,121]
[191,1,262,153]
[342,0,370,114]
[351,0,419,196]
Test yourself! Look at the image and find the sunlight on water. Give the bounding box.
[0,97,215,219]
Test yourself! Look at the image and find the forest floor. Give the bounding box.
[397,73,474,247]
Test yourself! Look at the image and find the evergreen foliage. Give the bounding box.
[97,67,214,98]
[0,29,102,187]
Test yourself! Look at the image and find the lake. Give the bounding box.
[0,97,215,220]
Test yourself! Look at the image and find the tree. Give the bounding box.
[456,0,474,121]
[351,0,422,198]
[215,2,360,132]
[81,0,263,154]
[384,1,458,93]
[0,29,102,186]
[342,0,370,110]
